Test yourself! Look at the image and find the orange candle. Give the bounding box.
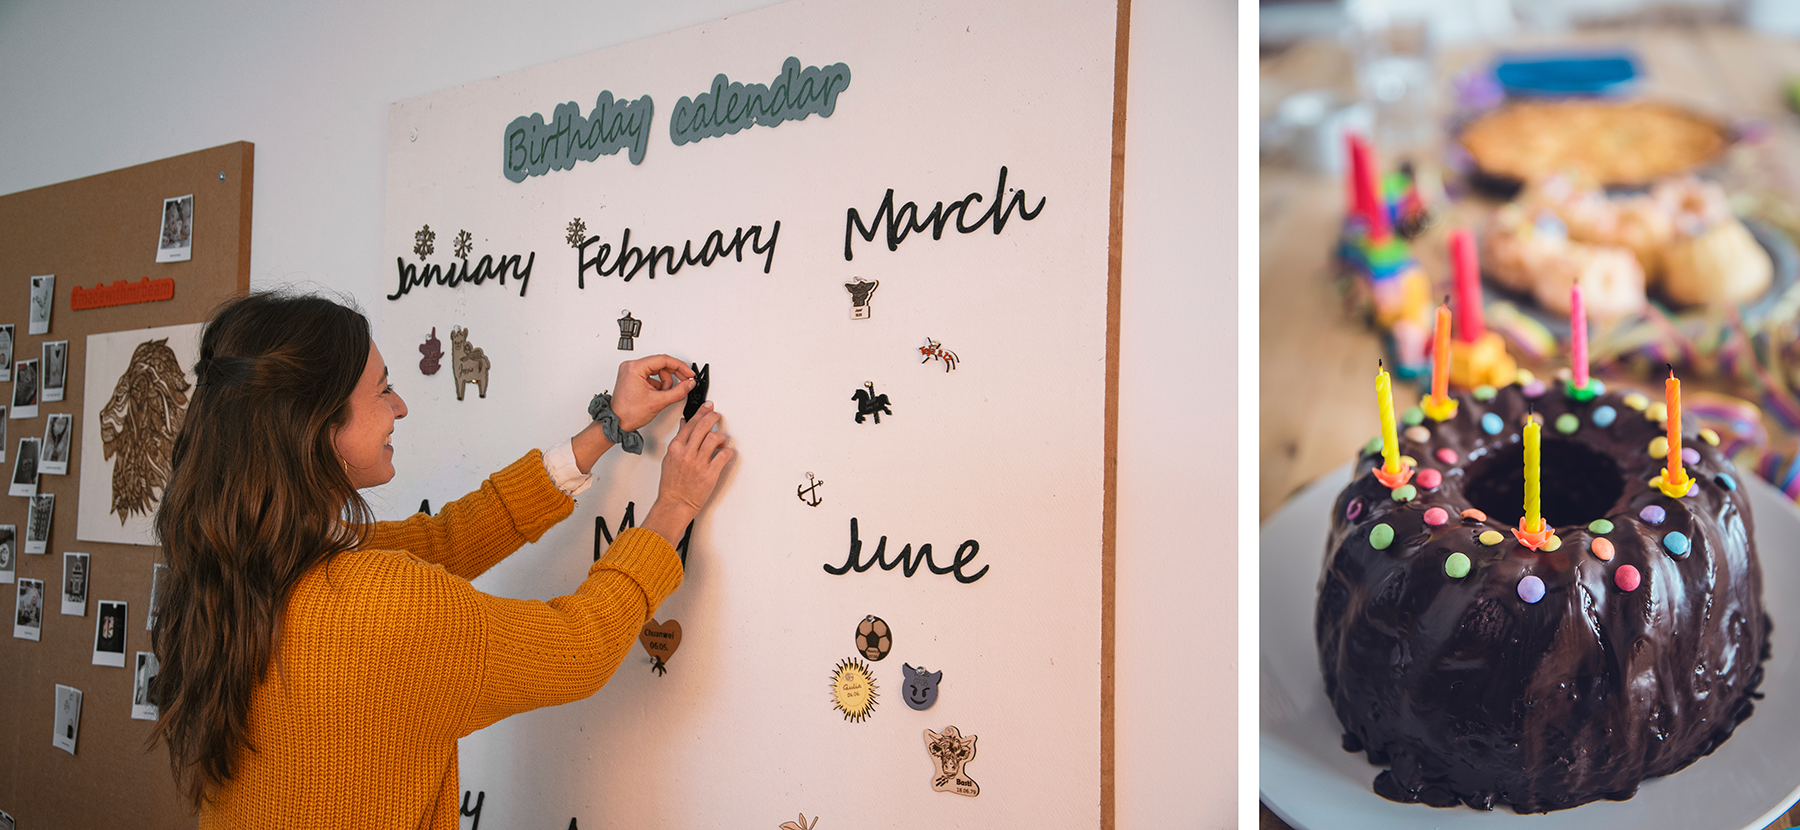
[1431,301,1451,403]
[1666,365,1687,489]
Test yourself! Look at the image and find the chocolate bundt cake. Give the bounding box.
[1317,379,1768,812]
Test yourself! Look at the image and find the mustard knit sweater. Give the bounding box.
[199,451,683,828]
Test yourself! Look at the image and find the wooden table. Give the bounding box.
[1259,24,1800,830]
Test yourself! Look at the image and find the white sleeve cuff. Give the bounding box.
[541,439,594,497]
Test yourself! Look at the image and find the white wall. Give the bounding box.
[0,0,1236,825]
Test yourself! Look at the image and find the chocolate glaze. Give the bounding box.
[1317,383,1768,813]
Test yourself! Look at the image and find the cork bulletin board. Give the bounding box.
[0,141,252,829]
[376,0,1127,826]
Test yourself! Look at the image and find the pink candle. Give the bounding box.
[1449,228,1484,343]
[1349,135,1390,240]
[1570,283,1589,389]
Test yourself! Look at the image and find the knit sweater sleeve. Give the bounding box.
[360,450,572,581]
[463,527,683,732]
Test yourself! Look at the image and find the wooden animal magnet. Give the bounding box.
[852,381,890,424]
[924,726,980,797]
[419,327,444,375]
[449,326,490,400]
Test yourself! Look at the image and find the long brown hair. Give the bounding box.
[151,291,376,809]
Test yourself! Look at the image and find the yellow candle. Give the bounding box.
[1524,413,1542,533]
[1666,367,1687,488]
[1431,302,1451,403]
[1377,361,1400,474]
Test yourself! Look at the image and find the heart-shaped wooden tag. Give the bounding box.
[639,618,683,664]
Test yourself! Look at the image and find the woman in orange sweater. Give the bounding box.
[149,292,732,827]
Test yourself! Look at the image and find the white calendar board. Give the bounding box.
[378,0,1118,825]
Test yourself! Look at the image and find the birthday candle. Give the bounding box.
[1377,361,1400,474]
[1450,228,1485,343]
[1667,366,1687,488]
[1571,284,1589,389]
[1350,135,1390,240]
[1524,412,1542,532]
[1432,301,1451,404]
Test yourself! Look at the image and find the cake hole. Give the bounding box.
[1462,439,1625,528]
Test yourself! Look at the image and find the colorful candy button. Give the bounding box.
[1647,402,1668,422]
[1478,530,1504,546]
[1518,575,1546,603]
[1404,425,1431,443]
[1402,406,1425,426]
[1416,468,1443,490]
[1423,507,1449,526]
[1681,447,1699,465]
[1391,484,1417,502]
[1461,508,1488,522]
[1541,534,1563,552]
[1589,518,1614,534]
[1399,455,1418,467]
[1699,428,1720,446]
[1589,380,1607,396]
[1445,552,1471,578]
[1436,448,1459,464]
[1370,523,1394,550]
[1555,413,1579,434]
[1523,379,1547,398]
[1615,564,1641,592]
[1639,505,1666,524]
[1592,406,1617,427]
[1592,537,1615,561]
[1648,436,1668,458]
[1345,499,1363,521]
[1516,369,1536,385]
[1481,413,1504,435]
[1716,473,1737,491]
[1623,392,1649,411]
[1364,436,1383,455]
[1473,385,1498,402]
[1664,531,1690,557]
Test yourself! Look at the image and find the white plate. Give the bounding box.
[1261,462,1800,830]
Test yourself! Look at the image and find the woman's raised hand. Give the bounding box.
[610,355,694,432]
[642,402,734,545]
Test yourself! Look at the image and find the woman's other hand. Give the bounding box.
[641,402,733,545]
[611,355,693,433]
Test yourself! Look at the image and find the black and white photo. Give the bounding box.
[25,493,53,554]
[40,413,71,475]
[13,578,42,640]
[147,562,169,629]
[0,324,14,382]
[0,526,13,585]
[156,195,193,263]
[10,358,37,419]
[93,599,126,667]
[52,683,81,754]
[10,437,40,497]
[61,551,88,616]
[28,275,53,335]
[131,651,161,721]
[41,340,67,403]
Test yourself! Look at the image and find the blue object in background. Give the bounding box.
[1495,51,1641,97]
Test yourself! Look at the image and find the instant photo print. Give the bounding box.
[13,578,42,640]
[10,437,40,497]
[40,413,71,475]
[92,599,126,667]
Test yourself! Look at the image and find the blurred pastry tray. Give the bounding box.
[1478,216,1799,341]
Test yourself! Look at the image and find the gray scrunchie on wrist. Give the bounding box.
[587,392,644,455]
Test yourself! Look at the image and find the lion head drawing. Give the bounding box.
[100,339,190,524]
